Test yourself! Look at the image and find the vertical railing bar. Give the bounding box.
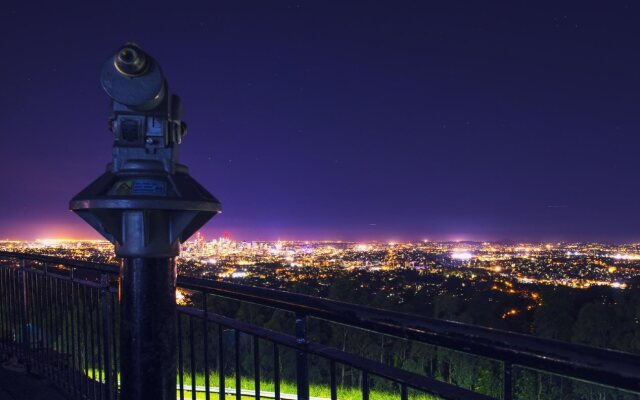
[273,343,280,400]
[64,277,71,394]
[13,268,21,358]
[18,259,30,371]
[68,268,76,397]
[218,324,224,400]
[504,361,513,400]
[235,329,241,400]
[13,265,19,357]
[63,277,72,392]
[0,268,4,344]
[67,274,79,397]
[57,273,64,389]
[46,266,56,383]
[6,267,11,350]
[7,266,15,354]
[89,286,97,399]
[24,264,32,360]
[68,276,80,398]
[329,360,337,400]
[46,270,55,380]
[5,267,10,346]
[5,266,10,345]
[401,383,408,400]
[101,273,113,400]
[0,269,6,352]
[57,274,65,389]
[362,371,369,400]
[33,269,42,372]
[36,268,45,377]
[37,266,47,377]
[38,269,46,373]
[295,313,309,400]
[53,273,61,386]
[75,283,85,400]
[17,267,29,358]
[5,266,12,350]
[190,315,196,400]
[253,335,260,400]
[72,281,83,398]
[32,269,39,357]
[45,263,59,382]
[53,272,62,386]
[52,272,61,388]
[81,279,89,400]
[6,266,11,349]
[81,285,90,399]
[34,270,40,354]
[110,291,118,400]
[3,267,12,353]
[26,268,35,369]
[14,268,22,361]
[96,285,105,400]
[70,275,80,397]
[202,292,210,400]
[178,313,185,400]
[8,268,15,355]
[27,264,35,368]
[4,266,9,340]
[2,267,10,352]
[35,269,45,375]
[0,268,7,348]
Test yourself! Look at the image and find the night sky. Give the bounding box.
[1,2,640,242]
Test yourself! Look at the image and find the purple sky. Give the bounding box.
[1,2,640,242]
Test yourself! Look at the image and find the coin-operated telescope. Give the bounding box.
[70,43,221,400]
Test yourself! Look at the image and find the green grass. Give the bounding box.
[87,369,439,399]
[181,371,439,399]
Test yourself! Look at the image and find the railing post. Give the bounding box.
[295,313,309,400]
[504,361,513,400]
[18,258,31,370]
[101,273,114,400]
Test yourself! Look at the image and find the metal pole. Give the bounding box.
[120,258,177,400]
[18,259,30,370]
[100,273,114,400]
[295,313,309,400]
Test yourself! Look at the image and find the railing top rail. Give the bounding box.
[2,251,639,393]
[0,251,119,275]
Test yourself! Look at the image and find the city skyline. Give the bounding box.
[7,229,640,245]
[4,236,639,292]
[3,2,640,242]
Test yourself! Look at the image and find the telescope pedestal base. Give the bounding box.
[119,257,177,400]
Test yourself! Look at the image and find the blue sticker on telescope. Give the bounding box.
[130,179,167,196]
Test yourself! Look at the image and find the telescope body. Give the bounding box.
[70,43,221,258]
[70,43,220,400]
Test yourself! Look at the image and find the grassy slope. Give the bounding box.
[88,369,439,399]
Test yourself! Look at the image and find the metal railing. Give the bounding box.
[1,251,639,400]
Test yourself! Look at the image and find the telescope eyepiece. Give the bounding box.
[101,42,165,110]
[114,44,147,76]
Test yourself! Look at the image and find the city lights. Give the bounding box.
[2,237,638,292]
[451,251,473,261]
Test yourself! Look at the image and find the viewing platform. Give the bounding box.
[1,251,639,400]
[0,359,66,400]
